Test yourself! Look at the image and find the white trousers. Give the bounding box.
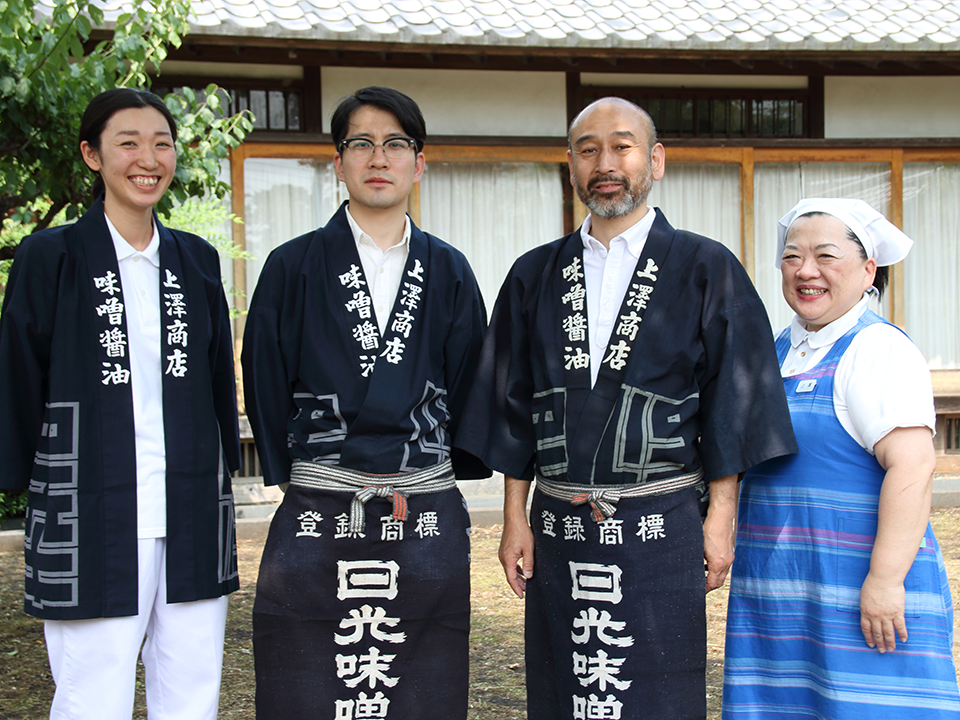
[44,537,229,720]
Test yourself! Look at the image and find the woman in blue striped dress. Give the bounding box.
[723,198,960,719]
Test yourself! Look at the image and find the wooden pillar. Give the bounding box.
[408,181,421,226]
[808,75,825,139]
[230,143,248,318]
[889,148,905,327]
[302,65,323,134]
[229,143,248,413]
[740,147,755,279]
[572,195,588,228]
[565,71,580,130]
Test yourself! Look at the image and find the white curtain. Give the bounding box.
[419,162,564,309]
[243,158,345,292]
[647,163,742,258]
[754,163,890,332]
[903,163,960,368]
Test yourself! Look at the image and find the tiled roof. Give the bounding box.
[73,0,960,51]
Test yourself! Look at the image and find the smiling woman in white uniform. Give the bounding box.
[0,88,241,720]
[723,198,960,719]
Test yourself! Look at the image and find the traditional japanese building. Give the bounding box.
[77,0,960,483]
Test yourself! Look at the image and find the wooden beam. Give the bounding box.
[663,146,744,163]
[425,145,569,163]
[616,137,960,149]
[232,140,960,168]
[753,147,897,162]
[131,29,960,75]
[241,142,337,160]
[904,148,960,162]
[165,42,960,75]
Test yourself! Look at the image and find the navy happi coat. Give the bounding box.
[0,198,241,620]
[458,209,796,486]
[242,202,488,482]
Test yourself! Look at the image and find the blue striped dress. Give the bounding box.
[723,311,960,719]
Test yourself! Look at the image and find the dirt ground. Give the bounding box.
[2,511,960,719]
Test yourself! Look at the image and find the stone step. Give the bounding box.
[933,475,960,508]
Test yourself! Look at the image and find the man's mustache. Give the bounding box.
[587,175,629,191]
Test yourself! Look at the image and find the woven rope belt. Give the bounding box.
[290,459,456,534]
[536,469,704,523]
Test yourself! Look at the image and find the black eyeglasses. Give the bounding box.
[338,137,417,159]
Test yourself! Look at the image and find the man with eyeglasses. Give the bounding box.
[457,97,796,718]
[242,86,488,720]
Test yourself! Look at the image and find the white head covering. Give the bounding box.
[775,198,914,268]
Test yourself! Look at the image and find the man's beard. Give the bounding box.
[576,167,652,220]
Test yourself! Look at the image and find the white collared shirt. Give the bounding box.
[581,208,657,387]
[104,215,166,538]
[346,208,411,335]
[781,295,935,453]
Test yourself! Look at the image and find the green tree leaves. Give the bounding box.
[0,0,252,258]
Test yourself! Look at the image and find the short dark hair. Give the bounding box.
[331,86,426,153]
[796,211,890,299]
[79,88,177,200]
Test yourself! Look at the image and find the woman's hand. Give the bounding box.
[860,572,907,653]
[862,426,936,652]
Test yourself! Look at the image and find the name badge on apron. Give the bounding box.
[796,379,817,393]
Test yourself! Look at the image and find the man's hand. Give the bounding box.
[499,516,534,599]
[703,474,738,592]
[500,475,533,598]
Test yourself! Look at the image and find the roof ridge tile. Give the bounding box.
[46,0,960,53]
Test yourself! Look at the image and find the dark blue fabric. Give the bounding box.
[0,198,240,619]
[457,209,796,487]
[526,487,706,719]
[253,486,470,719]
[241,202,489,486]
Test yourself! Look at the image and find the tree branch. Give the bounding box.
[23,3,85,83]
[0,194,31,220]
[34,198,68,233]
